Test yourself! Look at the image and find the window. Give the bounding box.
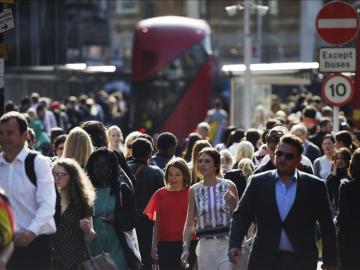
[116,0,139,14]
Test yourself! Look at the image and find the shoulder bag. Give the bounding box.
[77,237,118,270]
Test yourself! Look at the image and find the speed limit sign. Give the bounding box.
[321,74,354,107]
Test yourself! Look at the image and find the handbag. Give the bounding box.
[77,252,118,270]
[236,237,253,270]
[77,237,119,270]
[116,185,143,270]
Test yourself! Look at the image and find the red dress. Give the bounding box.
[144,187,196,241]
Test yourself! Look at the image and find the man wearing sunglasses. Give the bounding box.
[229,134,337,270]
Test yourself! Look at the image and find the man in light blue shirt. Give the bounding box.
[229,134,337,270]
[275,172,297,252]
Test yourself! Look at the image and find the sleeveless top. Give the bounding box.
[193,179,232,238]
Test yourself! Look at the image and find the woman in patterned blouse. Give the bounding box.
[182,147,238,270]
[50,158,96,270]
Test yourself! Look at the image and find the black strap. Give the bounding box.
[132,165,144,178]
[25,152,37,186]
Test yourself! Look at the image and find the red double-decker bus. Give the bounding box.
[131,16,213,140]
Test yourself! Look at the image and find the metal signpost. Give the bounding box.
[316,1,359,132]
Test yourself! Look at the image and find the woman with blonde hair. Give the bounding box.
[233,140,254,169]
[189,140,212,184]
[63,127,94,167]
[51,158,96,269]
[124,131,142,159]
[107,125,124,152]
[238,158,255,183]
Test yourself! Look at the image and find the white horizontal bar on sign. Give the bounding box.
[318,18,358,29]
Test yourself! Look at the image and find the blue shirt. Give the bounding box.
[275,171,297,251]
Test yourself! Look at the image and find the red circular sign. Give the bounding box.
[316,1,359,45]
[321,74,354,107]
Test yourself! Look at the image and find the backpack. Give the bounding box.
[24,152,61,225]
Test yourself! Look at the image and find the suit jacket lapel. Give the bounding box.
[270,170,282,222]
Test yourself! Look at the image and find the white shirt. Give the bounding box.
[228,143,239,159]
[0,147,56,235]
[43,109,58,133]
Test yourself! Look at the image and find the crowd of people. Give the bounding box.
[0,90,359,270]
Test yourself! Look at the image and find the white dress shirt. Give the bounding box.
[0,147,56,235]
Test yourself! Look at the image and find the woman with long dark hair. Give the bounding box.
[326,147,352,215]
[51,158,96,269]
[86,148,138,269]
[337,148,360,270]
[313,134,336,180]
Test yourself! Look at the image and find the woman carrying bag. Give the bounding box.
[50,158,96,270]
[86,148,141,270]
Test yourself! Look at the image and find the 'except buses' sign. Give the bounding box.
[319,47,356,73]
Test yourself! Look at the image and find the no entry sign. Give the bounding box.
[316,1,359,45]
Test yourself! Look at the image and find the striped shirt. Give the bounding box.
[193,179,232,238]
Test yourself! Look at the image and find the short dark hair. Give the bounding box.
[54,134,67,149]
[4,101,18,112]
[321,134,335,144]
[335,131,352,148]
[246,129,260,148]
[279,134,304,156]
[132,138,153,159]
[0,111,28,134]
[302,105,317,119]
[198,147,221,174]
[319,118,331,128]
[265,126,287,144]
[81,120,108,148]
[137,133,155,150]
[156,132,177,152]
[50,127,65,143]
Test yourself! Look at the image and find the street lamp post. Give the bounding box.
[243,0,252,129]
[225,2,268,129]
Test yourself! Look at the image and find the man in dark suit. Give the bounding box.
[228,134,337,270]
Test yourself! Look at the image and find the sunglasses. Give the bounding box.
[275,150,295,161]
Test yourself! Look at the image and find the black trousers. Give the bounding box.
[8,235,52,270]
[157,240,197,270]
[272,251,306,270]
[136,216,154,270]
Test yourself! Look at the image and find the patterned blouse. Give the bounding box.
[50,204,92,270]
[193,179,232,238]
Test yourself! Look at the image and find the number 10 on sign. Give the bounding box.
[321,74,354,132]
[322,74,354,107]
